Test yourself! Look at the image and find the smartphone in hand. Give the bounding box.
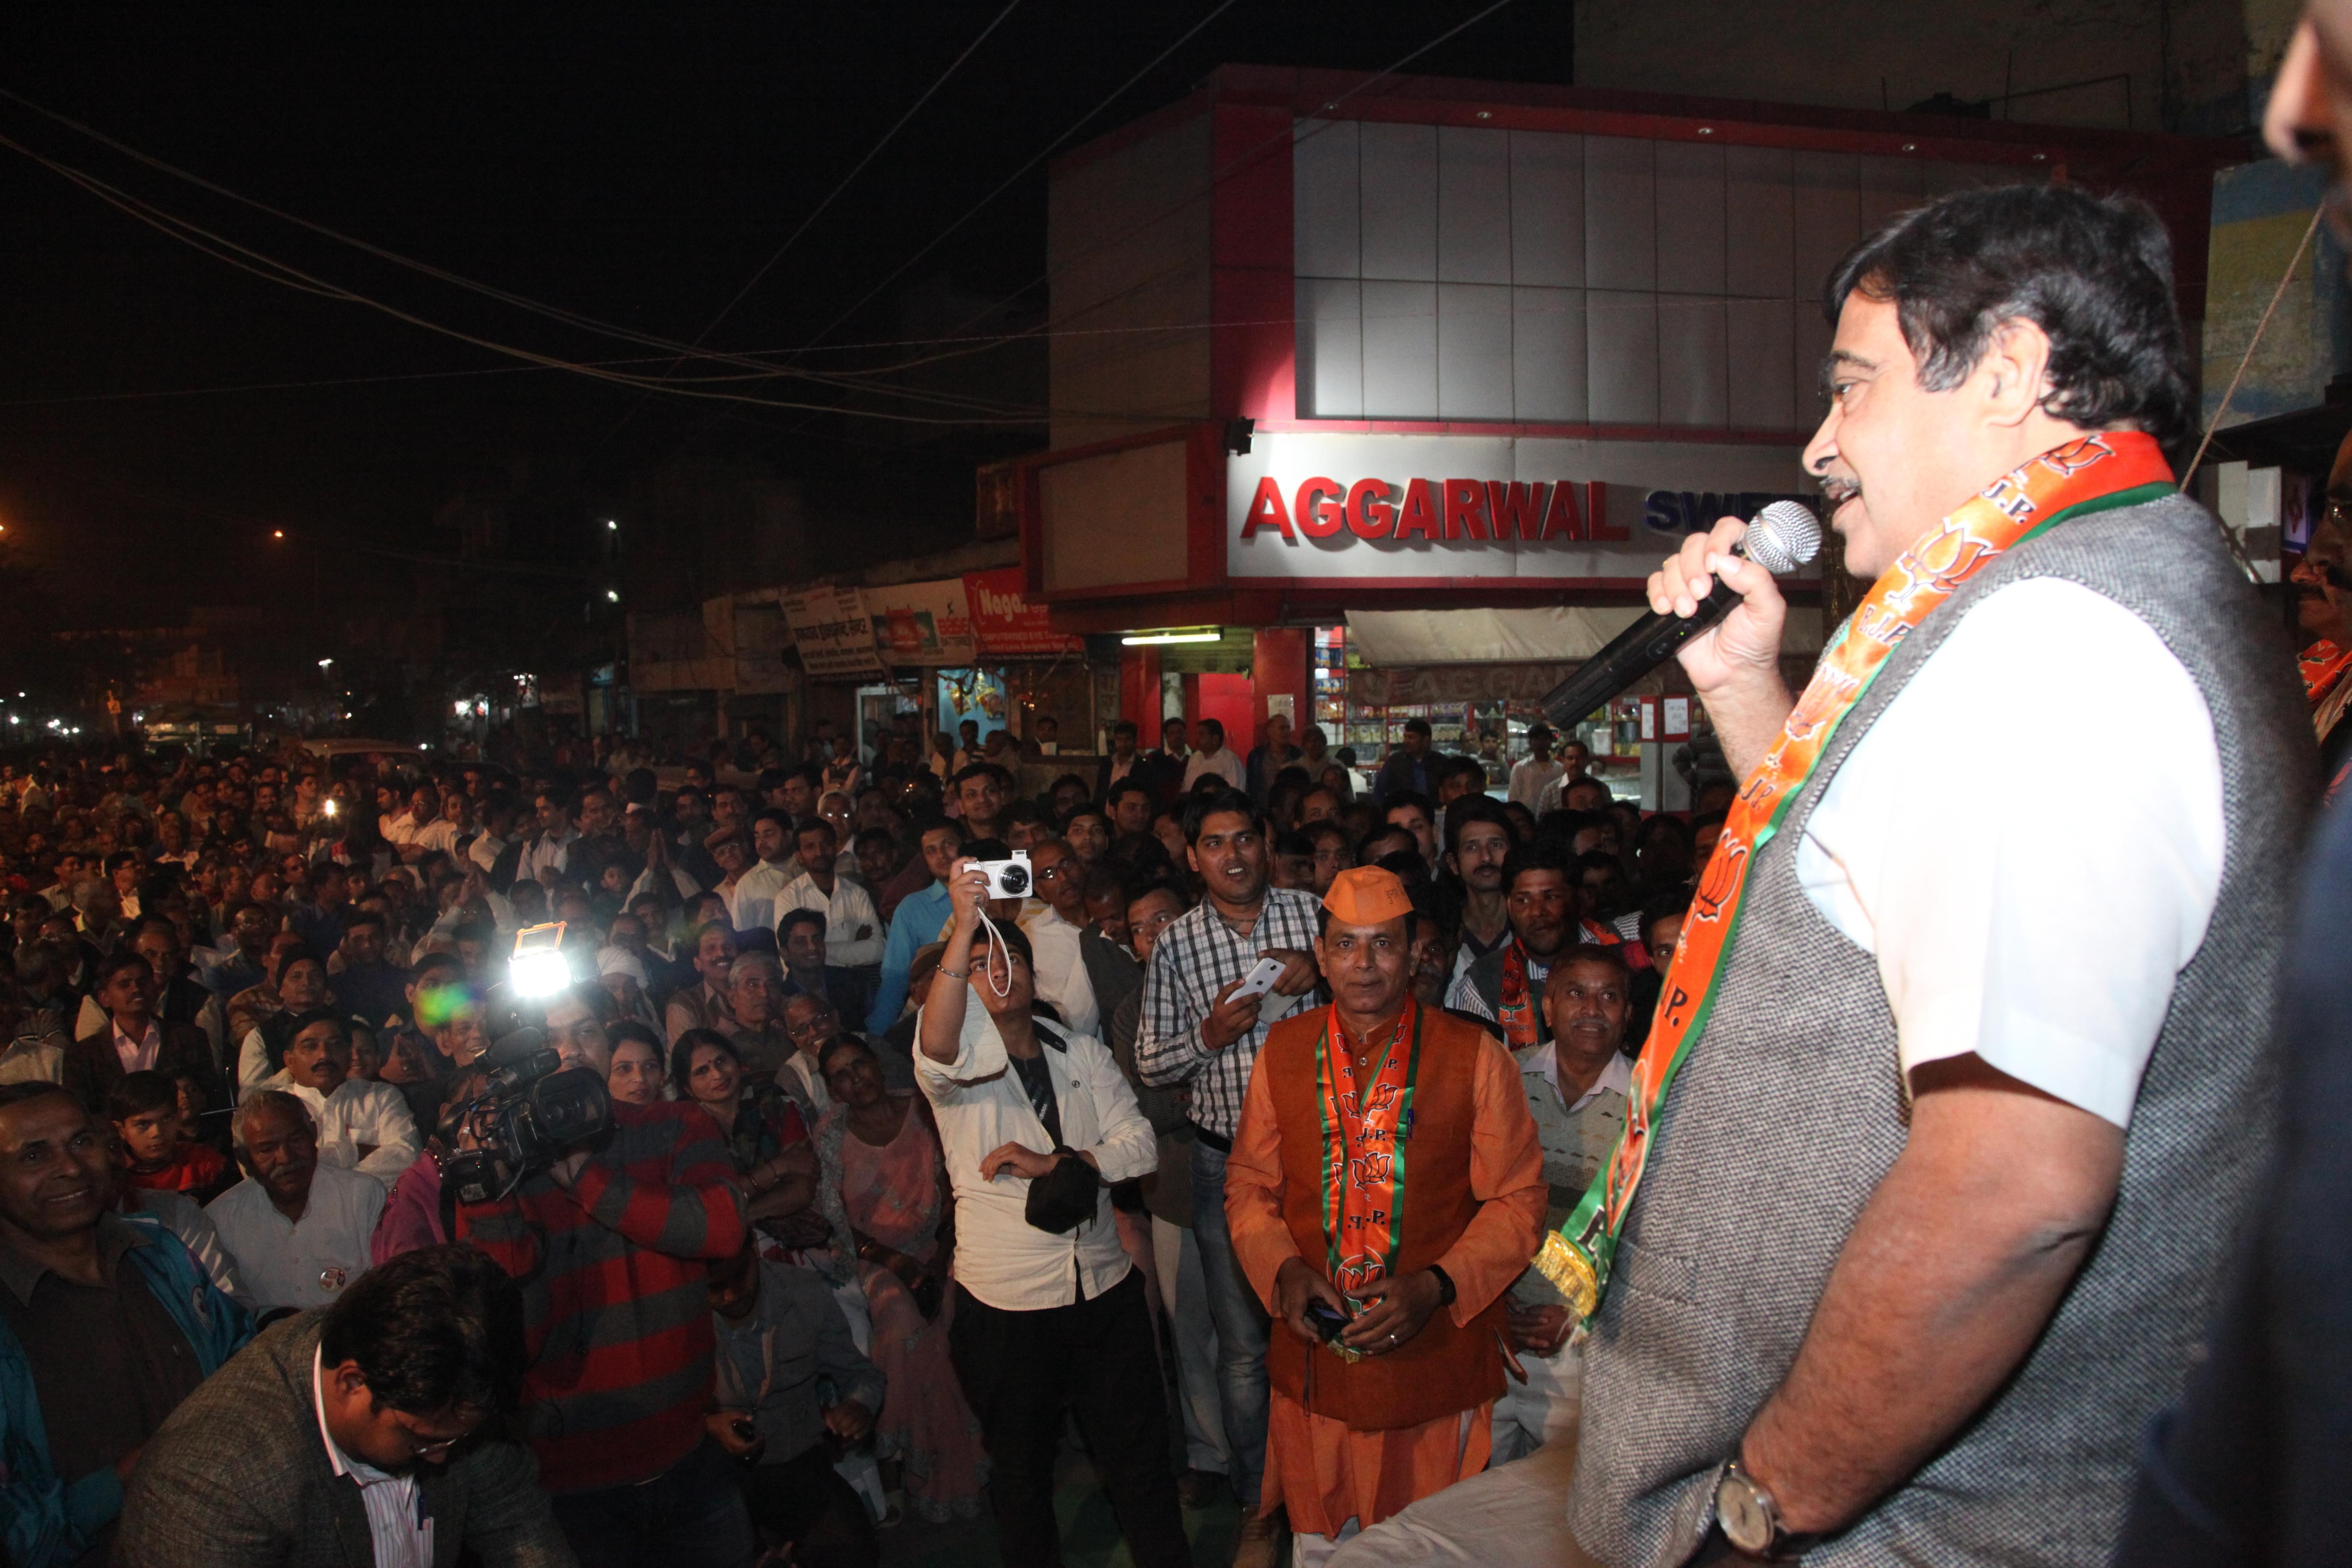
[1230,956,1287,1001]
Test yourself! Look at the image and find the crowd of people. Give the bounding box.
[19,112,2352,1568]
[0,708,1694,1568]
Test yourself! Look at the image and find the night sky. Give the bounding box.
[0,4,1576,636]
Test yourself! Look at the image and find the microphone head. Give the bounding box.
[1746,499,1824,575]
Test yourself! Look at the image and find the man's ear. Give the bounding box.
[1978,316,2056,429]
[1312,933,1330,981]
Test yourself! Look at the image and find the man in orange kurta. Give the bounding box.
[1226,865,1546,1565]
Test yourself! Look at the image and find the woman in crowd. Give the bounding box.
[815,1034,987,1523]
[604,1019,667,1105]
[669,1027,821,1234]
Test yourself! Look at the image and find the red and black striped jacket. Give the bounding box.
[459,1097,747,1492]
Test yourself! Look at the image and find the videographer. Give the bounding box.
[457,979,754,1567]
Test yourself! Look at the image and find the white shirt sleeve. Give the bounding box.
[1794,580,2224,1128]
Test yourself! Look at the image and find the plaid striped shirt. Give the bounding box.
[1135,886,1323,1138]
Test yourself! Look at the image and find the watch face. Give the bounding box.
[1717,1472,1774,1554]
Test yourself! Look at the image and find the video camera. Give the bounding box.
[444,1031,614,1204]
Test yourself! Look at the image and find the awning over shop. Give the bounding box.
[1343,606,1642,667]
[1344,604,1824,668]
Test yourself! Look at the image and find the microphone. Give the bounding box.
[1540,500,1824,728]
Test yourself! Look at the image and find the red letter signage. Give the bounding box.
[1241,476,1294,540]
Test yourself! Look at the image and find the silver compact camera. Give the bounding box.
[975,851,1032,899]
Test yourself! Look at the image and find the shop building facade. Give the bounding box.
[1017,65,2228,801]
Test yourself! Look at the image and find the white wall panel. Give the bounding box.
[1858,154,1926,236]
[1584,137,1656,292]
[1724,143,1794,300]
[1295,278,1363,419]
[1438,127,1512,284]
[1359,122,1438,281]
[1726,297,1795,430]
[1513,287,1588,423]
[1510,131,1584,288]
[1361,280,1437,416]
[1654,142,1726,296]
[1438,283,1515,420]
[1659,296,1728,427]
[1790,151,1860,306]
[1588,289,1659,424]
[1293,119,1361,279]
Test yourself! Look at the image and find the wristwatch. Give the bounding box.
[1715,1463,1820,1561]
[1426,1265,1457,1307]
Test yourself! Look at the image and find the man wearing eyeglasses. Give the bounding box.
[120,1244,570,1568]
[1017,836,1102,1039]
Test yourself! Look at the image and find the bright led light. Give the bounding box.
[605,519,619,531]
[322,798,339,817]
[1120,629,1221,645]
[509,923,573,998]
[604,589,620,603]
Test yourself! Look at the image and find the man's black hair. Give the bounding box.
[796,816,837,845]
[951,763,1012,792]
[1383,789,1435,823]
[1826,182,2196,464]
[778,908,828,944]
[1182,788,1264,846]
[341,907,388,935]
[1637,892,1692,950]
[1500,841,1577,895]
[1105,777,1155,810]
[751,807,793,836]
[1442,796,1514,860]
[1273,828,1315,860]
[1303,818,1352,852]
[282,1007,348,1042]
[95,950,151,990]
[1401,717,1432,737]
[1546,941,1633,993]
[318,1244,527,1417]
[851,825,896,853]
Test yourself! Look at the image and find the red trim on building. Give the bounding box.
[1250,418,1819,446]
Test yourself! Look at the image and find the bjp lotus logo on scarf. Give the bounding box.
[1887,519,1999,609]
[1692,838,1747,923]
[1349,1152,1394,1192]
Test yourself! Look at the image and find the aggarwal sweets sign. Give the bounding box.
[1226,431,1817,585]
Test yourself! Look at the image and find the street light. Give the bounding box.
[605,589,619,603]
[318,658,334,670]
[605,519,619,531]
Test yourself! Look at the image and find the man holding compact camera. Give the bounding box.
[916,854,1188,1568]
[457,981,755,1567]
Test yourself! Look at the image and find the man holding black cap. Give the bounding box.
[916,852,1184,1568]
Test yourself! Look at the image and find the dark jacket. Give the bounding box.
[62,1020,221,1117]
[118,1313,573,1568]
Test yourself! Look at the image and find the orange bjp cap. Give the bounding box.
[1321,865,1413,926]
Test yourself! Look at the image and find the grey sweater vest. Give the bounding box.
[1567,494,2316,1568]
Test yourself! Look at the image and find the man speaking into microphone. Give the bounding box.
[1561,183,2313,1567]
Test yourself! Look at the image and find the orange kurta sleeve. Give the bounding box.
[1434,1032,1548,1327]
[1226,1049,1303,1315]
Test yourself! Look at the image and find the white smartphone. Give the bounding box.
[1231,956,1287,1001]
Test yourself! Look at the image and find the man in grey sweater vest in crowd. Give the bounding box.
[1551,184,2312,1567]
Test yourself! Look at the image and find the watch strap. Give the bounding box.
[1426,1264,1457,1306]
